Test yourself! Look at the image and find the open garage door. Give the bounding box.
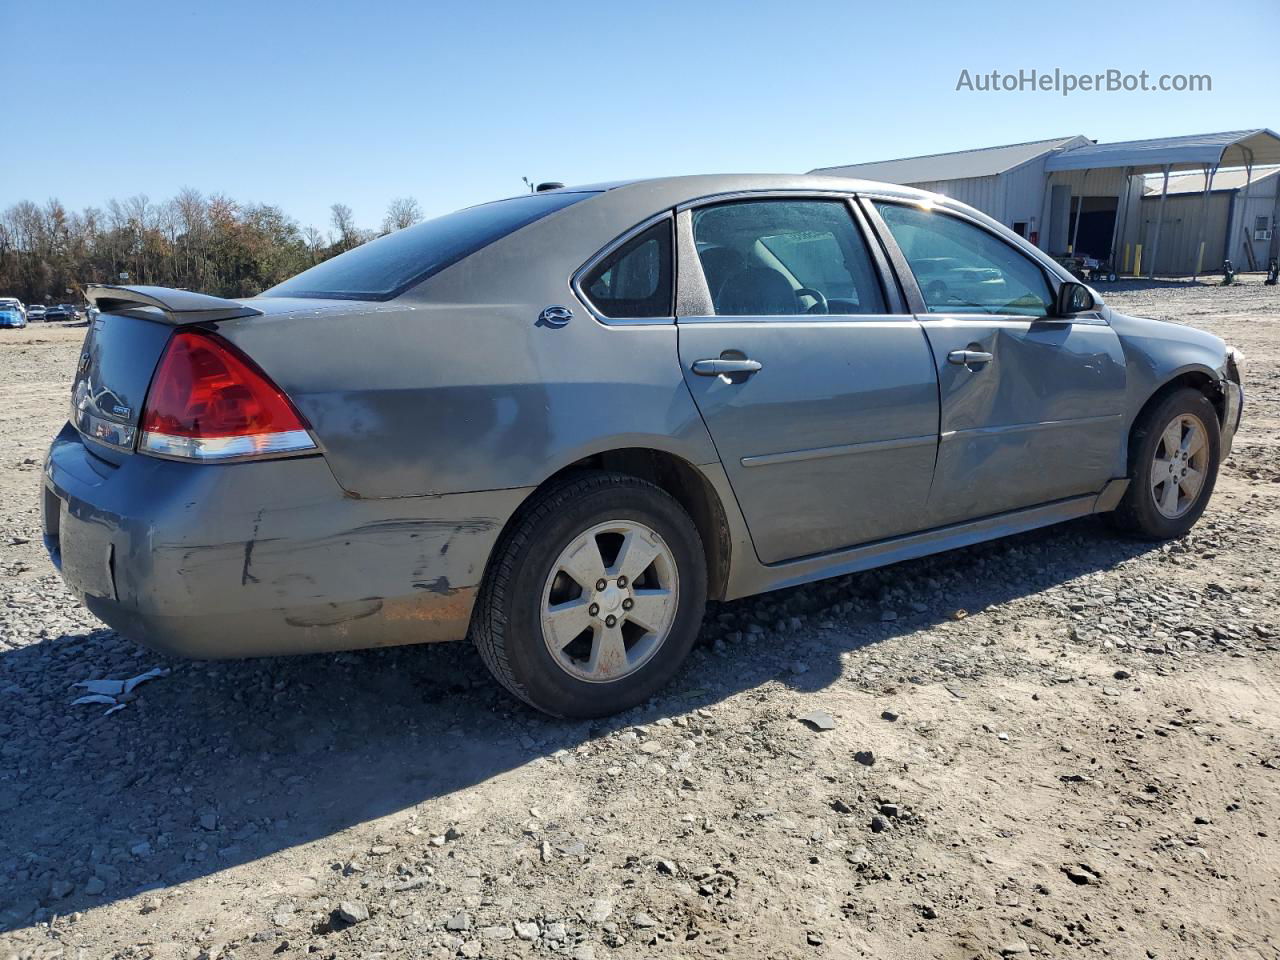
[1067,196,1119,260]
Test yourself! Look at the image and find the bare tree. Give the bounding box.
[330,203,359,252]
[381,196,423,234]
[303,226,326,264]
[0,187,346,303]
[174,188,208,288]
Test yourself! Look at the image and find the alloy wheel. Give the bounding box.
[1150,413,1209,519]
[540,520,679,683]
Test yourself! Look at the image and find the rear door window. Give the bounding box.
[579,219,673,319]
[691,200,885,316]
[264,190,594,301]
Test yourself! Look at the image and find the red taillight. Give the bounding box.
[139,330,316,461]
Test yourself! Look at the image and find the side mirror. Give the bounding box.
[1054,281,1095,317]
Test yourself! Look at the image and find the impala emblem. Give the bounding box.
[77,352,90,374]
[536,305,573,328]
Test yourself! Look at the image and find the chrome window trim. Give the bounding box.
[676,313,920,326]
[571,211,676,326]
[675,188,856,212]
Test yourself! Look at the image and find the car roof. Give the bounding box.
[412,171,1076,302]
[542,173,939,204]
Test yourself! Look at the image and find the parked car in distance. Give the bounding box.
[909,256,1008,309]
[43,305,73,322]
[44,174,1244,717]
[60,303,85,321]
[0,303,26,328]
[26,304,46,322]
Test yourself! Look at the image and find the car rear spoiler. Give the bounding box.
[85,284,263,324]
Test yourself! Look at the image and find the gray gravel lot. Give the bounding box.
[2,279,1279,960]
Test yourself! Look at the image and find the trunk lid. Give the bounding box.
[72,285,263,455]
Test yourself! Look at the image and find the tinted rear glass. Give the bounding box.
[580,219,673,318]
[264,191,595,301]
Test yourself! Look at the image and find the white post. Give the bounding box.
[1070,170,1090,255]
[1148,164,1171,279]
[1193,163,1217,279]
[1109,166,1133,275]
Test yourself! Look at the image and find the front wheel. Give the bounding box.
[1110,387,1221,539]
[471,472,707,718]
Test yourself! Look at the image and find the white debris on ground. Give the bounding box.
[0,278,1278,960]
[71,666,170,715]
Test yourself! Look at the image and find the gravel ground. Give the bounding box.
[2,280,1278,960]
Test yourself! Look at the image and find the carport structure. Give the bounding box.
[1044,129,1280,278]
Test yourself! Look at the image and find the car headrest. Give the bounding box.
[716,266,796,316]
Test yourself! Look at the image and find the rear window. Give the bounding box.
[264,191,596,301]
[580,219,673,319]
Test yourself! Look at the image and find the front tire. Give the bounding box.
[1110,387,1220,540]
[472,472,707,718]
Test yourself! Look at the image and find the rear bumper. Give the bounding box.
[43,423,529,658]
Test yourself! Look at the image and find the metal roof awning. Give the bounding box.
[1045,129,1280,173]
[810,135,1087,184]
[1141,165,1280,196]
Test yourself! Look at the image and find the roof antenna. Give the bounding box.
[523,177,565,193]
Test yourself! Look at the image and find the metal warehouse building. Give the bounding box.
[813,129,1280,278]
[1138,166,1280,275]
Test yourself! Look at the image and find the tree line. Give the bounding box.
[0,191,424,304]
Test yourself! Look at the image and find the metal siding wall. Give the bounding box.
[906,176,1004,221]
[1046,168,1131,196]
[1000,158,1051,233]
[1137,193,1230,274]
[907,166,1136,248]
[1236,174,1280,268]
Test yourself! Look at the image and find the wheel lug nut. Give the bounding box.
[595,579,607,591]
[622,598,634,610]
[617,575,628,588]
[589,603,599,616]
[605,615,617,628]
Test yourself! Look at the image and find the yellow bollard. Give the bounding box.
[1134,244,1143,277]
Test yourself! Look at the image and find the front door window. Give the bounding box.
[874,203,1052,317]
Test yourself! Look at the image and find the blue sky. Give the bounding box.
[3,0,1276,233]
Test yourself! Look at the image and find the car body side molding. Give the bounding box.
[722,479,1129,599]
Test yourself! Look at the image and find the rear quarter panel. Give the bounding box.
[218,191,720,499]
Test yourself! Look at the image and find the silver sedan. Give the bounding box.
[44,174,1243,716]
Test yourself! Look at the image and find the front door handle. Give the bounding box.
[692,358,763,376]
[947,349,993,366]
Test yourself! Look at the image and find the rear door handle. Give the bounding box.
[692,358,763,376]
[947,349,993,366]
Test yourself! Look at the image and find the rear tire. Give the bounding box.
[472,472,707,718]
[1110,388,1220,540]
